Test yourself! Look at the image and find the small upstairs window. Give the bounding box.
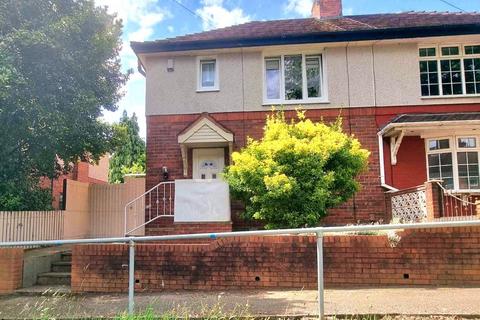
[197,58,218,91]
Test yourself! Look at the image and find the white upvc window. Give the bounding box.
[425,136,480,191]
[419,44,480,97]
[197,57,219,91]
[263,53,326,104]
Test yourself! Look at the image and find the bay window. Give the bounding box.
[264,53,325,104]
[419,44,480,97]
[426,136,480,191]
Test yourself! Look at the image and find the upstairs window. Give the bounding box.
[198,58,218,91]
[264,53,325,104]
[419,45,480,97]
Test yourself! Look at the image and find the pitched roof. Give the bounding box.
[131,11,480,53]
[391,112,480,124]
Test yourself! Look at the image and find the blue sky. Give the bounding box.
[95,0,480,138]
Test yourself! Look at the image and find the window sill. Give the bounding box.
[196,88,220,93]
[421,94,480,99]
[262,99,330,106]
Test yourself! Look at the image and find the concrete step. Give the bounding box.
[37,272,71,286]
[16,285,71,296]
[60,252,72,262]
[51,261,71,273]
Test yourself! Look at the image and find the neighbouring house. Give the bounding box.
[129,0,480,235]
[40,156,110,209]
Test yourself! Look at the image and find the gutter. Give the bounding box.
[131,23,480,54]
[137,59,146,77]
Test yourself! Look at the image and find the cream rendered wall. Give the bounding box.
[145,40,480,116]
[146,53,245,115]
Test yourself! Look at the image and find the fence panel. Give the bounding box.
[0,211,64,243]
[89,177,145,238]
[388,185,427,223]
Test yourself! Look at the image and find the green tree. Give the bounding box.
[223,110,370,229]
[0,0,129,210]
[109,111,146,183]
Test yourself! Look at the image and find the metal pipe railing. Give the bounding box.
[124,181,175,235]
[2,219,480,319]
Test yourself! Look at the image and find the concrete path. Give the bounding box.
[1,287,479,319]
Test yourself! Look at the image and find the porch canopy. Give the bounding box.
[379,112,480,165]
[177,113,234,177]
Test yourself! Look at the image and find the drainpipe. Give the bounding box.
[377,131,398,192]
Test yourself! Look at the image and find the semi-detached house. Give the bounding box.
[129,0,480,235]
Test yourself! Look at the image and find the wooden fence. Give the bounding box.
[0,211,64,243]
[0,176,145,243]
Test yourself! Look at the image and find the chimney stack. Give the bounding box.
[311,0,342,19]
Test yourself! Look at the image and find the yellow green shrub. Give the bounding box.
[223,109,369,229]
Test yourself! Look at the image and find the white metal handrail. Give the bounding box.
[2,219,480,318]
[124,181,174,236]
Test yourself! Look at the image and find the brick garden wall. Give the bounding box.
[72,226,480,293]
[0,248,23,294]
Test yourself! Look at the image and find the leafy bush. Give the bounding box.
[0,179,52,211]
[223,110,369,229]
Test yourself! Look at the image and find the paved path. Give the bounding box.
[1,287,479,319]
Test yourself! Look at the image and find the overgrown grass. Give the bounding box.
[114,301,254,320]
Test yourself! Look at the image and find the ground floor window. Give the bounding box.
[426,136,480,191]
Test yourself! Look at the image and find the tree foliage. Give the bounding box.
[109,111,146,183]
[0,0,129,210]
[223,110,370,229]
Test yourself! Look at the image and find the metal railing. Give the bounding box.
[124,181,174,235]
[436,182,480,220]
[0,211,64,245]
[2,219,480,319]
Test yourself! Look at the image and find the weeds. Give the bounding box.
[114,299,252,320]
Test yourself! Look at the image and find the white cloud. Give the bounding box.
[167,25,175,33]
[196,0,251,31]
[95,0,165,25]
[343,7,354,16]
[284,0,313,17]
[94,0,168,138]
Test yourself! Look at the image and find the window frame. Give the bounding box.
[262,52,328,105]
[418,44,480,98]
[197,56,219,92]
[425,135,480,192]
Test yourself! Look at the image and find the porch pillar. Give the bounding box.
[425,180,443,221]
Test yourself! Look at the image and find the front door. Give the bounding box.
[192,148,225,180]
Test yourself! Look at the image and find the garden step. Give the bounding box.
[60,252,72,262]
[51,261,71,273]
[37,272,71,286]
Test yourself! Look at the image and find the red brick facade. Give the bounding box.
[0,248,23,294]
[146,103,480,230]
[71,226,480,293]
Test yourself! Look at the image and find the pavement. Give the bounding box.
[0,287,480,319]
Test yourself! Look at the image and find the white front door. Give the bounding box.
[192,148,225,180]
